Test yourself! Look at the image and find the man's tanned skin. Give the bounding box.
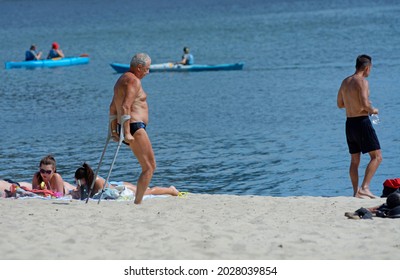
[109,53,155,204]
[337,54,382,198]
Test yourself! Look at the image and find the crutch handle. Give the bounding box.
[119,114,131,142]
[108,114,117,135]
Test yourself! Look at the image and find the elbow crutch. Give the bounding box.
[97,115,130,204]
[85,115,114,203]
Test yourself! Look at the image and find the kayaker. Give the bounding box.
[25,44,42,61]
[47,42,65,59]
[176,46,194,65]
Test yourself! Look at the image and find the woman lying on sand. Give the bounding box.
[1,154,68,197]
[1,154,73,198]
[31,155,75,196]
[70,162,179,200]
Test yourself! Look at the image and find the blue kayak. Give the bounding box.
[110,62,244,73]
[5,56,90,69]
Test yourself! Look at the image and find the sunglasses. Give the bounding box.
[40,169,52,175]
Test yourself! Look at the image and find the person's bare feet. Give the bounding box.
[169,186,179,196]
[356,188,377,199]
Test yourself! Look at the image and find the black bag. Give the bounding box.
[381,178,400,197]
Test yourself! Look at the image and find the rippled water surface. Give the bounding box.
[1,0,400,196]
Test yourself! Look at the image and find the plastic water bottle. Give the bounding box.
[370,114,380,125]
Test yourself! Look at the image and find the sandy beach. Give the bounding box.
[0,194,399,260]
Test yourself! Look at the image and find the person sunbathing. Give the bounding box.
[345,191,400,219]
[0,179,68,198]
[70,162,179,200]
[32,155,75,196]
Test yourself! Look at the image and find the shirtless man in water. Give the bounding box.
[337,54,382,198]
[109,53,155,204]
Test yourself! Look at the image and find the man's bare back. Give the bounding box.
[337,72,377,118]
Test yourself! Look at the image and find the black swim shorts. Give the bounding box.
[117,122,147,146]
[346,116,381,154]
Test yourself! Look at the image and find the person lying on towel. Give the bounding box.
[70,162,179,200]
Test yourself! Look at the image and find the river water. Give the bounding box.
[1,0,400,196]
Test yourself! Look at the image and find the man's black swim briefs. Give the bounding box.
[117,122,147,146]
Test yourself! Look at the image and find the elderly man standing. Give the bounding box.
[109,53,155,204]
[337,54,382,199]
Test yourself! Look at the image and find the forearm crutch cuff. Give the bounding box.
[121,115,131,123]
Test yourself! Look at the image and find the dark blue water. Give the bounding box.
[1,0,400,196]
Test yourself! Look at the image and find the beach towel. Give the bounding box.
[92,188,120,200]
[2,183,183,202]
[2,185,63,199]
[7,185,63,198]
[91,186,135,201]
[22,186,62,198]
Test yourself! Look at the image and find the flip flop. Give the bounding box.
[178,191,189,198]
[345,208,373,220]
[355,207,373,219]
[345,212,360,219]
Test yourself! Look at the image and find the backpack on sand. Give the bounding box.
[381,178,400,198]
